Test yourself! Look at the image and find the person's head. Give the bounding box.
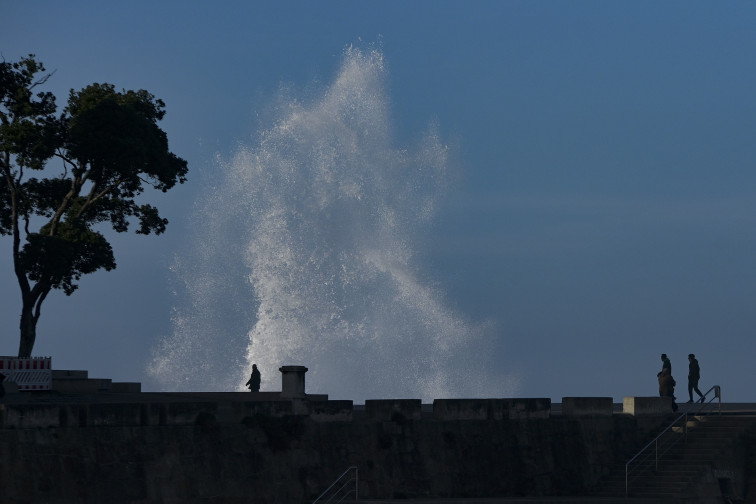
[688,354,695,360]
[661,353,667,361]
[252,364,258,370]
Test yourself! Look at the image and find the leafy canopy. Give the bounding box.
[1,55,187,343]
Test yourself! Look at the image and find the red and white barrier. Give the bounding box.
[0,356,52,390]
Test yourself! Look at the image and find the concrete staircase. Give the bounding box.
[593,414,756,502]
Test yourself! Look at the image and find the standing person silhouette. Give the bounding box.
[657,354,677,412]
[246,364,261,392]
[687,354,704,403]
[659,353,671,375]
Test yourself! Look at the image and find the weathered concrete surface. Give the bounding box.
[0,396,661,504]
[623,396,675,416]
[561,397,613,417]
[0,391,752,504]
[365,399,422,421]
[432,398,551,421]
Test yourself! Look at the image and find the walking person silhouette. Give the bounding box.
[687,354,704,403]
[246,364,261,392]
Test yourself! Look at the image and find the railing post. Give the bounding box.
[655,438,658,471]
[716,385,721,414]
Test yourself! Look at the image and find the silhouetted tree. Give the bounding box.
[1,55,188,357]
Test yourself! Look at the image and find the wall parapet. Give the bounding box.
[432,398,551,420]
[623,396,675,416]
[365,399,422,422]
[562,397,614,417]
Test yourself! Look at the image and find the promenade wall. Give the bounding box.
[0,394,675,504]
[0,371,749,503]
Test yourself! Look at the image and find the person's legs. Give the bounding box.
[693,378,703,399]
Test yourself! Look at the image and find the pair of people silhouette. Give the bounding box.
[657,353,704,412]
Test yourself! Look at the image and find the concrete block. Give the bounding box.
[433,399,498,420]
[507,398,551,419]
[52,378,111,393]
[365,399,421,421]
[224,400,293,423]
[291,398,309,415]
[139,403,166,426]
[305,394,329,401]
[239,400,295,419]
[90,403,143,426]
[623,396,674,415]
[181,396,298,423]
[110,382,141,393]
[3,382,19,394]
[562,397,613,417]
[307,400,353,422]
[4,404,60,428]
[52,369,88,379]
[167,401,217,425]
[59,404,89,427]
[433,398,551,420]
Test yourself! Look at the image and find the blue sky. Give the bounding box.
[2,1,755,402]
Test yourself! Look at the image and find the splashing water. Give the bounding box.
[148,45,519,401]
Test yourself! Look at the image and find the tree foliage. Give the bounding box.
[1,55,188,357]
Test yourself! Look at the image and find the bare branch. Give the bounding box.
[29,68,56,90]
[137,174,161,189]
[54,149,76,178]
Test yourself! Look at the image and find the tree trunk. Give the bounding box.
[18,301,38,358]
[17,285,50,359]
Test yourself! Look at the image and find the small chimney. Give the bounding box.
[279,365,308,398]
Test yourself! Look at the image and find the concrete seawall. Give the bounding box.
[0,391,684,504]
[0,371,751,503]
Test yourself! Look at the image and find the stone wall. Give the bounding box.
[3,367,741,503]
[0,398,670,504]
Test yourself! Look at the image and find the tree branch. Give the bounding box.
[29,68,56,91]
[137,174,160,190]
[54,149,76,177]
[48,171,86,235]
[32,285,51,324]
[74,176,123,221]
[14,163,24,186]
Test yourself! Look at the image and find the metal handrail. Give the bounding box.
[312,466,358,504]
[624,385,721,497]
